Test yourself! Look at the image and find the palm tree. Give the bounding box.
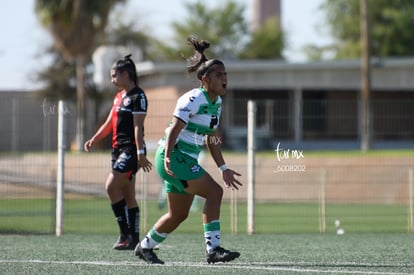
[35,0,125,150]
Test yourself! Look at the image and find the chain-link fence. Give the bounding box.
[0,93,413,234]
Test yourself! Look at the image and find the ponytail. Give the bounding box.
[185,36,224,80]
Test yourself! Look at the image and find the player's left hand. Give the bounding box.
[222,169,242,190]
[138,155,152,172]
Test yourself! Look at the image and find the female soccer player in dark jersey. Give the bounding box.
[84,55,152,250]
[134,37,242,264]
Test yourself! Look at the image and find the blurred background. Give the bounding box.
[0,0,413,235]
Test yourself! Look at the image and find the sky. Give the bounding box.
[0,0,330,91]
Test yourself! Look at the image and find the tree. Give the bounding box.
[34,46,103,113]
[316,0,414,59]
[103,15,154,61]
[35,46,77,100]
[35,0,125,150]
[239,16,284,60]
[154,0,248,60]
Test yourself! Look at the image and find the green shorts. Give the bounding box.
[155,146,206,194]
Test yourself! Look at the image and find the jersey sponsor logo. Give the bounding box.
[201,106,208,114]
[179,107,191,112]
[119,107,132,112]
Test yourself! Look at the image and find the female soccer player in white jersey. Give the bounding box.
[134,37,243,264]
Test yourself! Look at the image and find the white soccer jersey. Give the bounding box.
[160,87,222,159]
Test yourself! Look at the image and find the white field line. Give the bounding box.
[0,260,411,275]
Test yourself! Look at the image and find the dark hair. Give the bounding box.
[112,54,138,85]
[185,36,224,80]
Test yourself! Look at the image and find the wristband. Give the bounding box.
[137,149,145,155]
[218,164,228,172]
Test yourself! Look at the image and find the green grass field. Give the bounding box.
[0,198,411,234]
[1,199,414,274]
[1,233,413,274]
[1,149,413,273]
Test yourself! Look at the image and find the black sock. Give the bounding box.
[111,199,129,237]
[128,206,140,241]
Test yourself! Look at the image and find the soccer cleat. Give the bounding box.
[112,234,132,250]
[134,243,164,264]
[206,246,240,264]
[127,237,140,250]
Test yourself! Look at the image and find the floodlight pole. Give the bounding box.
[360,0,372,151]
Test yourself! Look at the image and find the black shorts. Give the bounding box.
[111,146,139,180]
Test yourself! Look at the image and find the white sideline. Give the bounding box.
[0,259,410,274]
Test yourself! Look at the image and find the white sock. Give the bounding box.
[204,220,221,253]
[204,230,221,253]
[140,228,168,249]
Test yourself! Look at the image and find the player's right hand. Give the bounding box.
[84,139,93,152]
[164,157,176,177]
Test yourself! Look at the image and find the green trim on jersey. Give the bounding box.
[186,121,216,135]
[200,87,216,104]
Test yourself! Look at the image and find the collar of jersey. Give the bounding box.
[122,86,138,97]
[199,87,217,104]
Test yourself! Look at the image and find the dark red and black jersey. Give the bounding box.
[111,86,147,148]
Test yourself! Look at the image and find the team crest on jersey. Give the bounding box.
[123,97,131,106]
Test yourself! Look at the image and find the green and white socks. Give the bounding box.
[140,228,168,249]
[204,220,221,254]
[140,220,221,253]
